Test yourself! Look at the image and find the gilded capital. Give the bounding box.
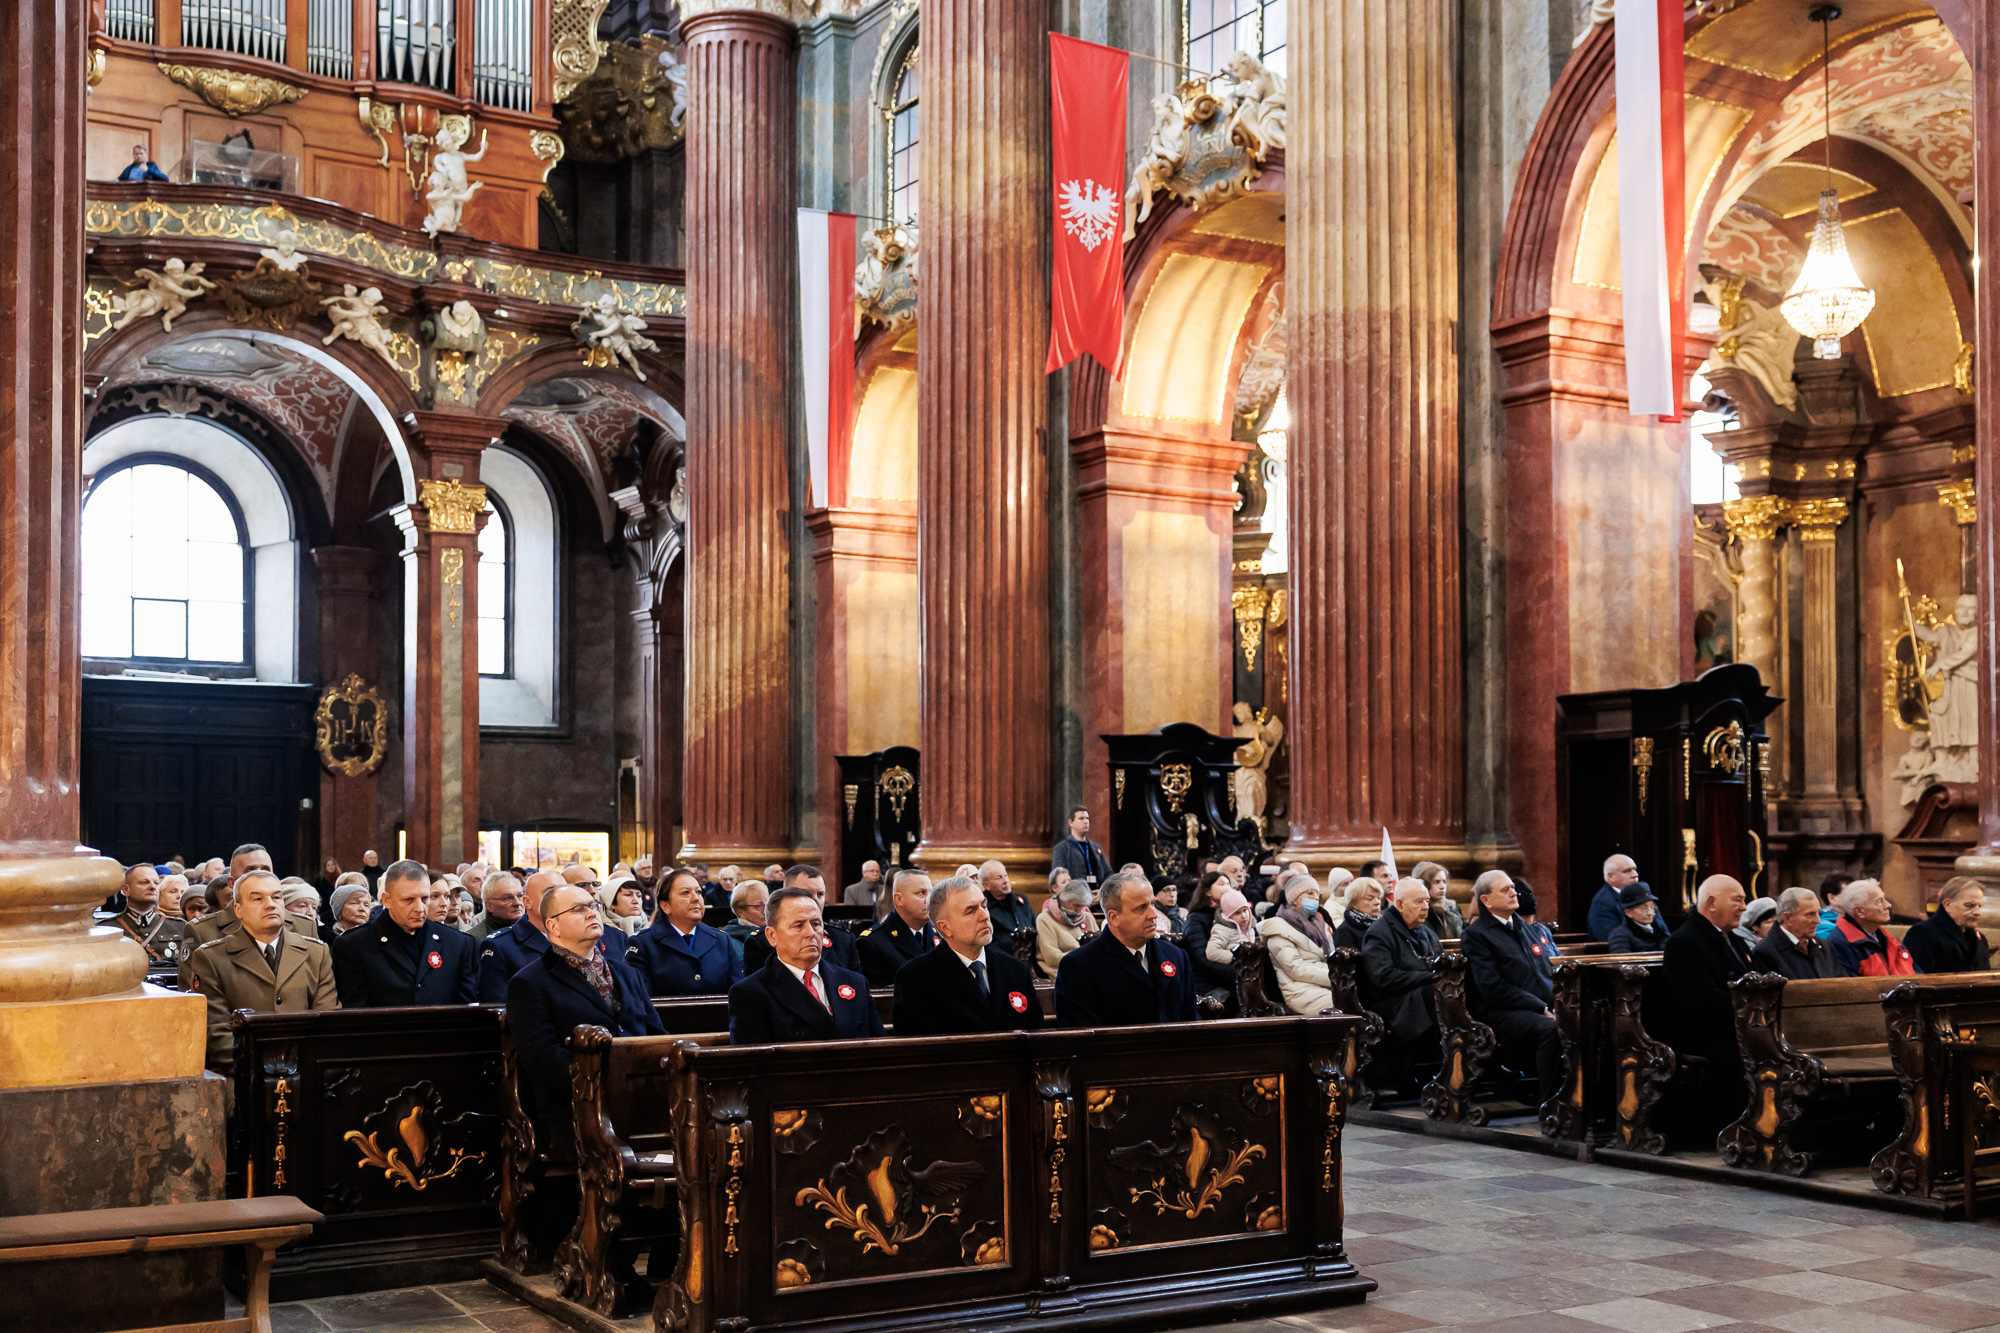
[1938,479,1976,527]
[1790,497,1849,543]
[418,479,489,534]
[1722,495,1791,543]
[159,62,307,117]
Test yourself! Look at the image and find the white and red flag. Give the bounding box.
[1615,0,1685,421]
[1047,33,1129,378]
[797,208,857,509]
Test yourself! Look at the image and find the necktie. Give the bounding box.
[804,969,831,1012]
[263,942,279,971]
[971,959,988,999]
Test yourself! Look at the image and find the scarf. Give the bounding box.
[552,942,616,1008]
[1278,903,1332,952]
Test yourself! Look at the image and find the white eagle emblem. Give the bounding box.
[1058,178,1119,252]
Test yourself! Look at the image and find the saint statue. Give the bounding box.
[1231,701,1284,826]
[1916,593,1979,779]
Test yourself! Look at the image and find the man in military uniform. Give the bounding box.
[110,861,186,971]
[856,869,938,987]
[330,860,478,1007]
[188,870,338,1077]
[178,844,315,988]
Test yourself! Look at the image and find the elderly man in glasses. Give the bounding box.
[478,868,635,1003]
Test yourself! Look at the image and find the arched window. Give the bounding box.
[1186,0,1286,77]
[478,498,512,678]
[887,46,919,226]
[82,459,250,664]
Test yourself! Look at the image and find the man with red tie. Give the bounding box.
[728,888,885,1044]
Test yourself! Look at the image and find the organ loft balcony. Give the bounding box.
[87,0,602,249]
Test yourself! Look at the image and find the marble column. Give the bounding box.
[1791,499,1848,802]
[1284,0,1462,870]
[679,3,797,867]
[911,0,1052,882]
[1960,0,2000,894]
[313,545,381,866]
[1722,496,1789,700]
[394,413,499,869]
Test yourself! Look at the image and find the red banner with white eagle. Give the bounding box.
[1047,33,1129,378]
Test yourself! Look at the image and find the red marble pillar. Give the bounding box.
[912,0,1052,882]
[1961,1,2000,885]
[394,412,500,869]
[1285,0,1464,871]
[0,0,86,846]
[679,5,797,867]
[313,545,381,866]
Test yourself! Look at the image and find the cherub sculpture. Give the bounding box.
[1220,51,1286,157]
[321,284,397,362]
[113,258,217,333]
[422,117,488,237]
[1124,90,1191,241]
[429,299,486,352]
[574,292,659,381]
[660,46,689,132]
[258,227,307,272]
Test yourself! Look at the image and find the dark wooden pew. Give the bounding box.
[1328,946,1386,1102]
[649,1016,1374,1333]
[1543,954,1664,1146]
[1719,973,1920,1176]
[1869,974,2000,1199]
[1421,951,1497,1123]
[231,1005,506,1300]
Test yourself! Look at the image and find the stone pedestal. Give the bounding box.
[679,5,799,866]
[1284,0,1464,872]
[393,413,501,868]
[912,0,1053,884]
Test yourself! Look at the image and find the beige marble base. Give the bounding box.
[0,983,205,1088]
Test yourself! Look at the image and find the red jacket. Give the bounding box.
[1829,915,1915,978]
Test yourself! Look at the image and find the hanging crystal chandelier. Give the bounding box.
[1779,5,1875,359]
[1257,389,1289,463]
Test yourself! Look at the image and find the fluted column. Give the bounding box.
[1792,499,1848,800]
[1285,0,1462,869]
[1723,496,1788,695]
[911,0,1051,883]
[680,5,797,866]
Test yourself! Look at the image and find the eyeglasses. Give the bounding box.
[548,901,602,922]
[574,879,602,889]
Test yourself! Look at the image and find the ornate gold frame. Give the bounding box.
[315,673,389,778]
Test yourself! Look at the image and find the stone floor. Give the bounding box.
[260,1126,2000,1333]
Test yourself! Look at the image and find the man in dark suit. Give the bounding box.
[1459,871,1562,1105]
[857,869,940,987]
[978,860,1038,959]
[330,860,478,1007]
[1050,806,1112,891]
[1360,879,1441,1088]
[893,875,1046,1035]
[479,869,632,1002]
[627,866,744,996]
[1749,886,1842,981]
[741,865,861,974]
[1586,854,1642,942]
[1663,873,1752,1063]
[507,883,665,1150]
[729,887,886,1044]
[1054,872,1197,1027]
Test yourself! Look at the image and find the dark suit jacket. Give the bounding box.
[1662,911,1751,1058]
[1050,837,1111,886]
[506,949,664,1145]
[891,943,1046,1035]
[1360,910,1441,1043]
[1459,913,1556,1018]
[330,912,477,1007]
[984,892,1038,960]
[742,922,861,975]
[1901,913,1992,975]
[477,918,631,1003]
[1587,884,1625,942]
[856,914,939,987]
[1052,930,1198,1028]
[626,918,744,997]
[1749,926,1843,981]
[1606,917,1671,954]
[728,959,885,1044]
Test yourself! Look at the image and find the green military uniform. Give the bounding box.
[188,929,339,1077]
[178,906,319,991]
[111,906,187,969]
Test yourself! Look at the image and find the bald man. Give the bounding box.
[1662,874,1752,1077]
[478,868,632,1002]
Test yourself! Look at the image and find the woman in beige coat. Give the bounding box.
[1257,875,1334,1015]
[1036,879,1099,977]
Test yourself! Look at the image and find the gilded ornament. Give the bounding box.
[793,1127,984,1258]
[529,129,566,182]
[843,783,859,829]
[1158,763,1193,815]
[421,480,489,534]
[1114,768,1126,811]
[1955,341,1974,396]
[159,62,308,117]
[271,1076,291,1189]
[87,46,106,88]
[1722,495,1791,543]
[315,673,389,778]
[880,765,915,822]
[342,1080,487,1190]
[1704,721,1746,777]
[1938,480,1976,527]
[1232,585,1271,672]
[552,0,612,101]
[358,97,396,167]
[1632,737,1654,816]
[442,548,465,629]
[1790,497,1848,543]
[1108,1104,1266,1221]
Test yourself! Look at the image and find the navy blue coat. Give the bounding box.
[891,943,1046,1036]
[742,922,861,975]
[478,917,631,1003]
[506,949,664,1145]
[1053,930,1198,1028]
[330,912,478,1008]
[1459,913,1556,1018]
[626,918,744,997]
[727,958,885,1044]
[855,914,939,988]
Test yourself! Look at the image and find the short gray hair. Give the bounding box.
[1603,853,1635,880]
[731,880,768,912]
[1100,871,1151,913]
[1834,878,1883,912]
[927,874,978,923]
[382,858,429,891]
[893,868,932,897]
[1776,886,1819,922]
[1937,875,1984,909]
[1472,869,1514,901]
[482,872,522,904]
[1057,879,1093,907]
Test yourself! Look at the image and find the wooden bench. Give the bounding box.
[497,1010,575,1276]
[648,1017,1372,1333]
[1868,974,2000,1199]
[1327,945,1386,1103]
[1719,973,1913,1176]
[0,1197,320,1333]
[1542,954,1664,1147]
[1421,951,1497,1123]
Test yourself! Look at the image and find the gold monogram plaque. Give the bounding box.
[315,673,389,778]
